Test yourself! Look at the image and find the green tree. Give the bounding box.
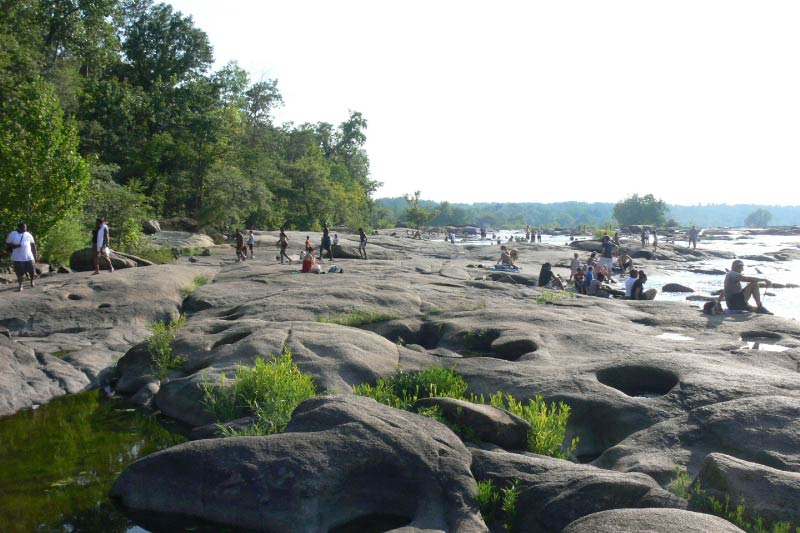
[403,191,437,230]
[612,194,668,226]
[0,78,90,240]
[744,208,772,227]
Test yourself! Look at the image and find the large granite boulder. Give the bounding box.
[470,446,685,532]
[112,395,486,532]
[69,247,138,271]
[695,453,800,525]
[562,508,744,532]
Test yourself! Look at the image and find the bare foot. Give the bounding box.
[17,286,23,292]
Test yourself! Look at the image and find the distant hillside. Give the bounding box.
[374,198,800,228]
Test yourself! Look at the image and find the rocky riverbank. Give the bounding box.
[2,230,799,531]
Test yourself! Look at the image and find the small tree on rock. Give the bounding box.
[744,208,772,227]
[612,194,668,226]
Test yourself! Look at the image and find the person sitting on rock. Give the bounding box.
[625,269,639,299]
[618,251,633,272]
[631,270,657,300]
[586,251,598,268]
[573,266,586,294]
[538,262,564,289]
[301,250,321,273]
[497,245,513,266]
[723,259,772,314]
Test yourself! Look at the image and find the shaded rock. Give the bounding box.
[413,397,530,449]
[112,395,486,532]
[562,508,744,533]
[129,380,160,408]
[200,248,211,256]
[661,283,694,293]
[190,416,258,440]
[69,248,138,271]
[57,266,71,274]
[631,250,655,260]
[142,220,161,234]
[471,447,686,532]
[695,453,800,525]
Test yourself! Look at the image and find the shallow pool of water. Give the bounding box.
[0,390,187,532]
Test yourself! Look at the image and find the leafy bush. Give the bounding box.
[353,366,469,410]
[38,215,87,266]
[490,392,578,459]
[200,349,317,436]
[147,315,186,379]
[477,479,501,526]
[316,310,397,327]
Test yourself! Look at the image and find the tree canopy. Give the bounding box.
[612,194,668,226]
[0,0,380,262]
[744,208,772,227]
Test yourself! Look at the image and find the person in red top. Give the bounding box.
[301,250,321,273]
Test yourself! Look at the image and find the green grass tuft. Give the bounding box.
[182,275,210,297]
[147,315,186,379]
[353,366,468,410]
[316,310,397,327]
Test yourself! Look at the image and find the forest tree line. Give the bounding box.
[373,197,800,230]
[1,0,378,263]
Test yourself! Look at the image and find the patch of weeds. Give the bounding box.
[489,392,578,459]
[459,301,487,312]
[131,245,176,264]
[199,348,316,436]
[534,290,575,305]
[316,310,398,327]
[353,366,468,410]
[477,479,501,526]
[50,350,75,359]
[182,274,210,297]
[478,478,521,532]
[180,246,204,257]
[147,315,187,379]
[462,329,501,353]
[669,466,798,533]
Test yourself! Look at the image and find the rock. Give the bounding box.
[200,248,211,256]
[562,508,744,533]
[57,266,71,274]
[471,446,686,532]
[142,220,161,235]
[632,250,655,260]
[413,397,531,449]
[695,453,800,525]
[112,395,486,532]
[188,256,198,263]
[69,247,138,271]
[661,283,694,293]
[595,396,800,484]
[129,380,160,408]
[190,416,258,440]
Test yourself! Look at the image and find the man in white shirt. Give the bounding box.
[6,222,37,292]
[624,269,638,298]
[93,217,114,274]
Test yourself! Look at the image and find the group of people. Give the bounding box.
[525,226,542,243]
[234,229,256,261]
[298,226,368,273]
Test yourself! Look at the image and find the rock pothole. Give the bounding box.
[596,365,679,398]
[211,331,252,349]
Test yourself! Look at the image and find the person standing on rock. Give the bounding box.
[358,228,368,260]
[652,229,658,251]
[92,217,113,275]
[278,227,291,264]
[688,225,700,249]
[304,235,313,254]
[723,259,772,314]
[320,225,334,261]
[640,228,646,247]
[598,235,615,275]
[569,253,581,281]
[235,229,246,261]
[6,222,37,292]
[248,230,255,259]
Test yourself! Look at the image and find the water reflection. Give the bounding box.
[0,390,186,532]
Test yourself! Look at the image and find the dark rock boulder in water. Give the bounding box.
[111,395,487,532]
[661,283,694,293]
[562,508,745,532]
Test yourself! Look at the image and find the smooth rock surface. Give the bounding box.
[562,508,744,532]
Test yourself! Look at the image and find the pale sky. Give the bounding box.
[168,0,800,206]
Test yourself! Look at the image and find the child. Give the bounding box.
[305,236,313,253]
[569,253,580,281]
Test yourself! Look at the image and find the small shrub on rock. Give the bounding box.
[147,315,186,379]
[353,366,468,410]
[200,349,317,436]
[316,310,398,327]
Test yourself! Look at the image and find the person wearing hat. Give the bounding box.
[5,222,37,292]
[723,259,772,314]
